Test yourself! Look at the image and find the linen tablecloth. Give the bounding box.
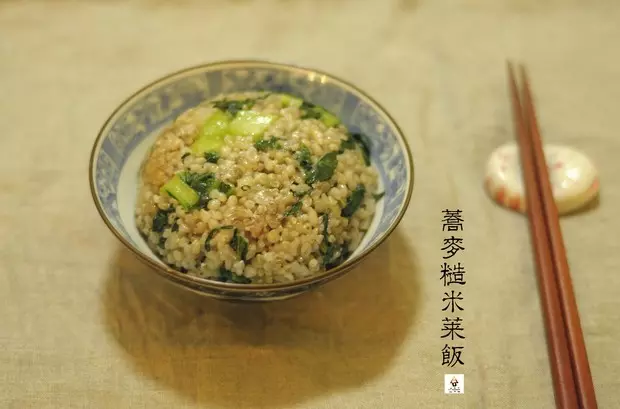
[2,0,619,407]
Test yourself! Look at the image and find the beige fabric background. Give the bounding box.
[1,0,619,408]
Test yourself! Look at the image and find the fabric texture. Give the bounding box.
[1,0,618,407]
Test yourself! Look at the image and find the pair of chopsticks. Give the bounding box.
[507,63,597,409]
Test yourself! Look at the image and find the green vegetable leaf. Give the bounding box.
[231,274,251,284]
[341,184,366,218]
[213,98,255,117]
[306,151,338,184]
[204,225,234,251]
[323,242,351,269]
[152,208,174,233]
[300,101,322,120]
[179,171,219,208]
[351,133,371,166]
[323,244,336,265]
[319,110,340,127]
[301,101,316,109]
[218,182,234,196]
[339,135,356,153]
[196,195,210,209]
[316,213,350,269]
[254,136,282,152]
[205,152,219,163]
[180,172,217,195]
[190,110,231,155]
[339,133,371,166]
[284,201,303,217]
[280,94,303,107]
[161,174,200,210]
[321,213,329,236]
[319,213,330,254]
[301,111,321,120]
[295,144,313,173]
[292,189,309,198]
[229,110,276,139]
[218,265,251,284]
[373,191,385,201]
[217,266,231,281]
[180,171,233,203]
[298,100,339,126]
[229,228,249,261]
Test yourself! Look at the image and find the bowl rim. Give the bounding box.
[89,59,415,292]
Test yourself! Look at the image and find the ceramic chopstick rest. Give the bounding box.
[485,143,599,215]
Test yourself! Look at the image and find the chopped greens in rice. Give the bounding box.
[135,91,382,284]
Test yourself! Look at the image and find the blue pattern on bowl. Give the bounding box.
[90,61,413,301]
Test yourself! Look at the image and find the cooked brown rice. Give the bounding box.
[135,91,379,284]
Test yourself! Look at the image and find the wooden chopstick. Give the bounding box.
[520,65,598,409]
[507,62,579,409]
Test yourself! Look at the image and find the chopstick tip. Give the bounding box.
[506,61,518,85]
[519,64,530,82]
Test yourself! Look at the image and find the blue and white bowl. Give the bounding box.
[89,60,414,301]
